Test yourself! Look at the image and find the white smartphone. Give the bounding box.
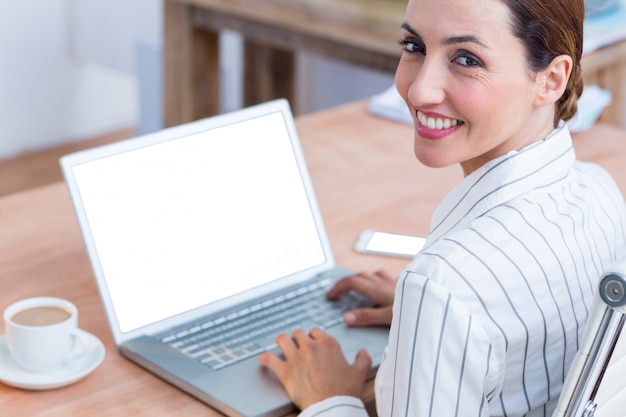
[354,230,426,258]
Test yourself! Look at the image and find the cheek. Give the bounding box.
[394,62,414,105]
[454,85,508,127]
[458,77,531,125]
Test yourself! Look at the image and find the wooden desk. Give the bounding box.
[1,102,626,416]
[164,0,626,127]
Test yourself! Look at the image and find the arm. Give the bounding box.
[375,270,498,417]
[260,268,499,416]
[258,269,397,414]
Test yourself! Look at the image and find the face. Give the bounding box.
[395,0,556,176]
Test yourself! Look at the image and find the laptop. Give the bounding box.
[60,99,389,417]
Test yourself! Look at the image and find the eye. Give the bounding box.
[453,54,483,68]
[398,39,425,55]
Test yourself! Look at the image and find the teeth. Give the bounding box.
[418,111,460,130]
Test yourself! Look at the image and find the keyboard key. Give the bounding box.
[161,278,370,370]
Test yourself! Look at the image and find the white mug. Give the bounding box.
[3,297,89,373]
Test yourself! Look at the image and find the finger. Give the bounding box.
[344,306,393,327]
[275,332,298,358]
[290,328,310,344]
[373,269,394,282]
[290,328,319,353]
[308,327,327,340]
[326,275,357,299]
[327,273,379,300]
[258,351,282,367]
[353,349,373,379]
[258,351,286,378]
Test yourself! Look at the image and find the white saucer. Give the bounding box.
[0,329,105,390]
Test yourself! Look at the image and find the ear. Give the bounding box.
[534,55,572,107]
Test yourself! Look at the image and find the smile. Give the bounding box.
[417,111,463,130]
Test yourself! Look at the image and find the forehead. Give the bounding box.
[404,0,514,43]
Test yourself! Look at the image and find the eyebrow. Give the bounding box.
[400,22,489,49]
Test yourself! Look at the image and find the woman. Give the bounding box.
[259,0,626,416]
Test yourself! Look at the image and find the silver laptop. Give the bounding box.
[60,99,388,417]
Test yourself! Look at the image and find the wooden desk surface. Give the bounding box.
[1,101,625,416]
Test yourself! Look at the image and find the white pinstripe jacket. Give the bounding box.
[301,125,626,417]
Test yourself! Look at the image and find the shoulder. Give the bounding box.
[573,160,625,203]
[388,269,504,404]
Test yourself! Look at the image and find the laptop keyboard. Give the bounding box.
[160,278,369,370]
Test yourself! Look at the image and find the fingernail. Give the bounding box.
[344,312,356,324]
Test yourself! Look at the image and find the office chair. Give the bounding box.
[553,258,626,417]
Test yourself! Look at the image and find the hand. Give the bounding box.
[327,270,397,327]
[259,328,371,410]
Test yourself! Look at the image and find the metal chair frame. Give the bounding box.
[553,260,626,417]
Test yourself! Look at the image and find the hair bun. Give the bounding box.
[557,64,584,123]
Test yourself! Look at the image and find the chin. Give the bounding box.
[413,143,459,169]
[413,152,457,169]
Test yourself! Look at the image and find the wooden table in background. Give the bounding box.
[1,101,626,416]
[164,0,626,127]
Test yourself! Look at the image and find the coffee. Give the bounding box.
[11,306,72,326]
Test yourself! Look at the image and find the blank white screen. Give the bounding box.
[73,112,326,333]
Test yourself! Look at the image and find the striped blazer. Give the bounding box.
[302,125,626,417]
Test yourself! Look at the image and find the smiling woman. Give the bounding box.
[258,1,626,417]
[395,0,577,176]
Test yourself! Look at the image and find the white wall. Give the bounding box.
[0,0,139,160]
[0,1,398,161]
[69,0,164,135]
[70,0,161,76]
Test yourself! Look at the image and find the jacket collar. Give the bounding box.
[426,124,575,245]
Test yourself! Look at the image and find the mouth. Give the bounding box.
[417,111,463,130]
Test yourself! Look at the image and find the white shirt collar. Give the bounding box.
[426,124,576,244]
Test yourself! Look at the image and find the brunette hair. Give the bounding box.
[501,0,584,125]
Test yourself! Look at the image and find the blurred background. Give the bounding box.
[0,0,394,162]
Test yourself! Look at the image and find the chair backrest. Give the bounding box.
[552,259,626,417]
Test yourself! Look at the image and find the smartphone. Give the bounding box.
[354,230,426,258]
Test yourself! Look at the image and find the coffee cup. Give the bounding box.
[3,297,89,373]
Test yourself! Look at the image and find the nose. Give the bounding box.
[401,57,446,108]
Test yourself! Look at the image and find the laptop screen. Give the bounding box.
[69,111,326,334]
